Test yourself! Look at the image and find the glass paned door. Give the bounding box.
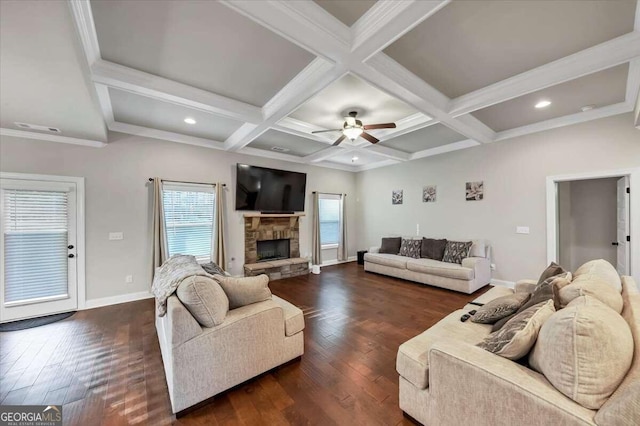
[1,179,78,322]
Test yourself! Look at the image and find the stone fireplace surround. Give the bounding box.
[243,214,309,280]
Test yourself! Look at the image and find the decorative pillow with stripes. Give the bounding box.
[398,238,422,259]
[442,240,472,264]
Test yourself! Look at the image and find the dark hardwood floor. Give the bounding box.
[0,263,487,425]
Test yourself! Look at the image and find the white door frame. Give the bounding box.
[546,168,640,283]
[0,172,86,309]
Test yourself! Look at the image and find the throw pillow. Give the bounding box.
[477,299,555,360]
[398,238,421,259]
[471,292,531,324]
[213,274,272,309]
[420,238,448,260]
[379,237,402,254]
[201,261,225,276]
[529,296,633,409]
[536,261,566,285]
[469,239,486,258]
[557,278,623,313]
[572,259,622,292]
[442,241,472,264]
[176,275,229,327]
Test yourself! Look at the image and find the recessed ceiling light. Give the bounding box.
[535,100,552,109]
[351,156,359,162]
[580,104,596,112]
[184,117,196,124]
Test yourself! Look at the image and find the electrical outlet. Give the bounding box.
[490,264,496,271]
[125,275,133,283]
[109,232,124,240]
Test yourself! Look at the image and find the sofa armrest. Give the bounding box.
[369,246,380,254]
[428,340,596,426]
[164,296,203,347]
[515,279,538,293]
[462,257,491,285]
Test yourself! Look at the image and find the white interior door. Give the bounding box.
[616,176,630,275]
[1,178,78,322]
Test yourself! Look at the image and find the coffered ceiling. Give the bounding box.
[1,0,639,172]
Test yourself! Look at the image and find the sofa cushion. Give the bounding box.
[529,296,634,410]
[420,238,447,260]
[213,274,272,309]
[364,253,408,269]
[442,241,472,264]
[558,277,623,313]
[397,309,492,389]
[572,259,622,292]
[272,295,304,336]
[380,237,402,254]
[176,275,229,327]
[478,300,555,360]
[406,258,474,280]
[399,238,422,259]
[471,292,531,324]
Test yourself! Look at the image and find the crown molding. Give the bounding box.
[410,139,480,160]
[108,122,225,150]
[0,128,106,147]
[236,146,307,164]
[94,83,114,125]
[626,58,640,106]
[448,32,640,117]
[354,158,401,172]
[67,0,100,66]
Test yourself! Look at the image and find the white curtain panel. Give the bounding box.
[151,177,168,277]
[338,194,348,261]
[312,192,322,266]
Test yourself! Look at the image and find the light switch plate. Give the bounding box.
[109,232,124,240]
[516,226,530,234]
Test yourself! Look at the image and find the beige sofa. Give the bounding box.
[364,241,491,294]
[156,293,304,414]
[396,275,639,426]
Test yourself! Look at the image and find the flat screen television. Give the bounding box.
[235,164,307,212]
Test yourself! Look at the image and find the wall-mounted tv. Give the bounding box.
[235,164,307,212]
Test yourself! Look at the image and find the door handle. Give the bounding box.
[68,245,74,249]
[612,242,619,246]
[68,254,75,258]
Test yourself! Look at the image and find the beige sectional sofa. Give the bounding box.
[364,240,491,294]
[156,293,304,414]
[397,267,639,426]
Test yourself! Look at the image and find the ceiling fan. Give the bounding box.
[311,111,396,146]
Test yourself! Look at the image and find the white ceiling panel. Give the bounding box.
[0,0,106,141]
[110,89,243,141]
[248,130,329,157]
[385,0,636,98]
[380,124,466,153]
[327,149,385,166]
[91,0,315,107]
[314,0,377,27]
[289,74,417,131]
[473,64,629,132]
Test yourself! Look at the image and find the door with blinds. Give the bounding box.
[1,178,78,322]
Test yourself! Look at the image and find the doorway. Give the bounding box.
[0,173,85,322]
[546,168,640,282]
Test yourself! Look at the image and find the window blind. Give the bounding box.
[162,182,215,263]
[319,197,340,245]
[3,189,69,303]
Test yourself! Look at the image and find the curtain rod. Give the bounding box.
[148,178,226,187]
[312,191,346,196]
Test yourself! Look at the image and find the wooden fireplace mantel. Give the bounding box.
[243,213,305,230]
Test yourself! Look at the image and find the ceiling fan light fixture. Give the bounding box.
[343,126,363,141]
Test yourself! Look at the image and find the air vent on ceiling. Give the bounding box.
[271,146,290,152]
[15,122,61,133]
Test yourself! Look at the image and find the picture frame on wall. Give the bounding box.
[392,189,403,205]
[466,181,484,201]
[423,185,436,202]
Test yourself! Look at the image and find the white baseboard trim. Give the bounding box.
[490,279,515,289]
[321,256,357,268]
[84,291,153,310]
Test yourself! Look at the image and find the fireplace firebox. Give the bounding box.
[256,239,290,262]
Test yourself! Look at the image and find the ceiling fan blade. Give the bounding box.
[360,132,379,144]
[363,123,396,130]
[311,128,342,134]
[344,116,356,126]
[332,134,346,146]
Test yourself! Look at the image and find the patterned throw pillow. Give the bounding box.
[442,241,472,264]
[471,292,531,324]
[398,239,421,259]
[477,300,555,360]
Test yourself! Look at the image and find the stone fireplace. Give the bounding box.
[243,214,308,280]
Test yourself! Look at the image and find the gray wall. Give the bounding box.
[558,178,618,271]
[0,132,358,302]
[355,114,640,282]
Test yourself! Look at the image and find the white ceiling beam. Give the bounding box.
[108,122,225,150]
[626,59,640,106]
[351,0,449,62]
[409,139,480,160]
[68,0,100,67]
[225,59,346,151]
[354,55,495,143]
[361,144,411,161]
[273,117,337,145]
[372,113,436,141]
[303,146,352,163]
[94,84,114,125]
[0,128,106,148]
[354,158,402,172]
[237,146,306,164]
[91,60,263,124]
[448,32,640,117]
[494,102,632,142]
[220,0,350,62]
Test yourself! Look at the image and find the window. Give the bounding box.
[318,194,341,247]
[162,182,215,263]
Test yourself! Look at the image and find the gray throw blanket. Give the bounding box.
[151,254,210,316]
